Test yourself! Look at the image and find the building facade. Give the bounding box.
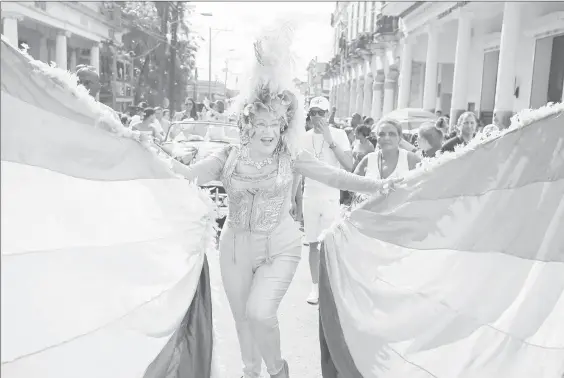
[327,1,402,120]
[1,1,134,110]
[328,1,564,128]
[384,1,564,127]
[305,58,331,101]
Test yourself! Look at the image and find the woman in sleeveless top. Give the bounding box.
[355,117,421,180]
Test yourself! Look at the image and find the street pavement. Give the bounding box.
[208,244,321,378]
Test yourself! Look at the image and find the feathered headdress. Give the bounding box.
[230,20,306,157]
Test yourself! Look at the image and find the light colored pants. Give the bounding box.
[219,218,302,377]
[303,197,341,243]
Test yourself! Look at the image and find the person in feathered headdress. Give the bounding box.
[170,21,402,378]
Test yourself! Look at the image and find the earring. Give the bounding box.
[240,132,250,145]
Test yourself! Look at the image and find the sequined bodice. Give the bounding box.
[220,146,294,234]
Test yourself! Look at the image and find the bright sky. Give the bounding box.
[189,2,335,89]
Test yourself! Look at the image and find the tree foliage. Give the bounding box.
[118,1,198,111]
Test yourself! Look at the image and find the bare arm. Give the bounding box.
[400,138,417,153]
[294,150,399,194]
[291,172,302,202]
[407,151,421,170]
[330,144,354,172]
[353,155,369,177]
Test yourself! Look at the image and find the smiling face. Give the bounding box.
[376,121,401,151]
[458,113,477,140]
[247,109,281,157]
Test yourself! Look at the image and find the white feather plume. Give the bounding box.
[229,19,306,158]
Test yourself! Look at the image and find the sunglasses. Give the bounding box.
[309,110,327,117]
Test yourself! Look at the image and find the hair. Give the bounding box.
[120,114,130,126]
[183,98,198,120]
[375,117,402,136]
[418,122,444,149]
[457,111,478,126]
[137,102,148,109]
[355,124,371,138]
[363,117,374,126]
[215,100,225,114]
[229,20,306,157]
[435,116,449,130]
[143,108,155,118]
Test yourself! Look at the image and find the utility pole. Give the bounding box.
[224,59,228,99]
[208,27,212,100]
[169,2,179,116]
[194,67,198,101]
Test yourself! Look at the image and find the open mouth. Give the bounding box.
[261,137,274,145]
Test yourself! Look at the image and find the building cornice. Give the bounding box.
[381,2,418,17]
[403,1,471,38]
[524,11,564,38]
[63,2,123,31]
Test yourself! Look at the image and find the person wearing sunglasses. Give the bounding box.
[301,96,353,305]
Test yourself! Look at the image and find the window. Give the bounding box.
[34,1,47,11]
[370,2,377,33]
[548,34,564,103]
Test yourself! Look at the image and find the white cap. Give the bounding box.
[308,96,330,112]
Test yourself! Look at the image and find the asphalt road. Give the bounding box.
[208,245,321,378]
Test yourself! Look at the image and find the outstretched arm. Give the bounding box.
[294,150,400,194]
[168,146,229,184]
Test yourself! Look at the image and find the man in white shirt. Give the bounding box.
[302,97,353,305]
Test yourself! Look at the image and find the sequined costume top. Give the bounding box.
[184,145,380,234]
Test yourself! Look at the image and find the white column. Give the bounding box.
[494,2,522,128]
[450,11,473,126]
[355,62,364,115]
[371,79,384,121]
[55,32,68,70]
[2,14,20,46]
[383,76,396,116]
[349,65,358,116]
[70,48,77,71]
[38,36,48,63]
[343,69,351,117]
[423,25,440,112]
[397,38,413,109]
[362,59,373,117]
[90,43,100,73]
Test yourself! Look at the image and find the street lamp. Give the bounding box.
[198,12,233,102]
[198,13,214,101]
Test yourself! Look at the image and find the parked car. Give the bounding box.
[378,108,438,148]
[384,108,438,131]
[160,120,239,229]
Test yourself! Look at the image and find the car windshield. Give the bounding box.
[169,121,239,144]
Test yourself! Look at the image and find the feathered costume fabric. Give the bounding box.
[0,36,221,378]
[319,103,564,378]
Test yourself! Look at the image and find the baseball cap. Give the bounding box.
[308,96,330,112]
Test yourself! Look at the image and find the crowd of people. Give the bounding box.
[293,96,497,306]
[74,63,232,144]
